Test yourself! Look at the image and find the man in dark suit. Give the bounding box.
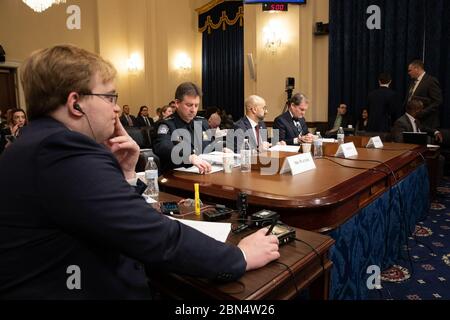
[0,45,279,299]
[367,73,400,132]
[119,104,136,127]
[273,93,314,145]
[405,60,443,128]
[135,105,155,128]
[392,99,442,143]
[234,95,271,151]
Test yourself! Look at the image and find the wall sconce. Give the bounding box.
[22,0,66,13]
[263,20,284,55]
[174,53,192,72]
[127,53,143,74]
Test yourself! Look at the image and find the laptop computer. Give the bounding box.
[402,132,428,145]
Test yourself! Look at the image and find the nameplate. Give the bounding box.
[366,136,384,149]
[335,142,358,158]
[280,153,316,176]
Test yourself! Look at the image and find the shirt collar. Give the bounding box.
[406,113,416,124]
[246,116,258,128]
[417,72,426,82]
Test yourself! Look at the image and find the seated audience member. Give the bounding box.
[153,107,162,122]
[154,83,223,174]
[0,45,279,300]
[208,112,222,129]
[234,95,272,151]
[391,99,442,143]
[273,93,314,145]
[0,108,28,153]
[326,103,353,136]
[159,105,174,121]
[135,105,154,128]
[356,108,369,132]
[119,104,136,127]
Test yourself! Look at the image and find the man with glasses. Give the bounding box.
[273,93,314,145]
[0,45,279,299]
[234,95,272,151]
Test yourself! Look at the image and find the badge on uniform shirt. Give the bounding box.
[158,124,169,135]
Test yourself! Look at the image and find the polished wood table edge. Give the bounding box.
[160,145,427,211]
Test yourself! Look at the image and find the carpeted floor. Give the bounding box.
[368,176,450,300]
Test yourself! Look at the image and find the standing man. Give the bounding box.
[367,73,399,132]
[234,95,271,151]
[153,82,217,174]
[405,60,443,128]
[273,93,313,145]
[135,105,154,128]
[119,104,136,127]
[0,45,279,299]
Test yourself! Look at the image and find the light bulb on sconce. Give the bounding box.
[127,53,143,74]
[174,53,192,73]
[263,20,284,55]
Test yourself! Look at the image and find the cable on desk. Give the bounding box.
[294,238,324,275]
[273,261,299,296]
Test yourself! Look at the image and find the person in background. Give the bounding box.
[0,108,28,153]
[119,105,136,127]
[273,93,314,145]
[153,107,162,122]
[135,105,154,128]
[356,108,369,132]
[0,44,279,299]
[326,103,353,137]
[159,105,174,121]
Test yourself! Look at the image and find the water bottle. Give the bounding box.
[313,132,323,158]
[144,157,159,201]
[337,127,345,145]
[240,138,252,172]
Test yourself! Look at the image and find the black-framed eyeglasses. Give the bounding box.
[81,93,119,105]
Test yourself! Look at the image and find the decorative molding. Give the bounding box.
[198,6,244,34]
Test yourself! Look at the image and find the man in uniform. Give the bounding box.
[153,82,217,174]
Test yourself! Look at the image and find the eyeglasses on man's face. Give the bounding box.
[81,93,119,105]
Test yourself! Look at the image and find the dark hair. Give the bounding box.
[138,105,148,116]
[290,93,308,106]
[175,82,202,101]
[406,99,424,113]
[11,108,28,126]
[409,60,425,70]
[378,73,392,85]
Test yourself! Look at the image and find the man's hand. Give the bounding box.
[104,117,140,180]
[189,154,212,174]
[238,228,280,271]
[300,133,314,144]
[277,141,287,146]
[260,141,272,151]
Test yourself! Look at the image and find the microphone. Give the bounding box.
[74,103,97,141]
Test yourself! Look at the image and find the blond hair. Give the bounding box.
[21,44,116,120]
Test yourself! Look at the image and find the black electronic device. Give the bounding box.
[402,132,428,145]
[203,208,232,222]
[250,210,280,227]
[237,192,248,218]
[160,202,180,215]
[267,222,296,245]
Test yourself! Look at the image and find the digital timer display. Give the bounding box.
[262,3,288,11]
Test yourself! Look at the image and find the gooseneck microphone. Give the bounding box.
[74,103,97,141]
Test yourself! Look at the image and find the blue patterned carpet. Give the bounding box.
[368,176,450,300]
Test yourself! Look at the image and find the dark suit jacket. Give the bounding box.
[234,116,268,151]
[135,116,154,128]
[367,87,399,132]
[273,111,309,145]
[405,73,443,128]
[391,114,435,143]
[119,114,137,127]
[0,117,245,299]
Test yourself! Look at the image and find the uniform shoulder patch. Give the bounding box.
[157,124,170,135]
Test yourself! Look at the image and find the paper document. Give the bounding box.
[268,145,300,153]
[174,165,224,174]
[170,217,231,243]
[199,152,240,165]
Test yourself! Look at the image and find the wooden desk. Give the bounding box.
[150,193,335,300]
[159,143,427,233]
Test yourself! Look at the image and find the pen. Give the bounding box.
[194,183,200,216]
[265,220,277,236]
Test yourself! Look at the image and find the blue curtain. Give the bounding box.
[329,0,449,129]
[199,1,244,121]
